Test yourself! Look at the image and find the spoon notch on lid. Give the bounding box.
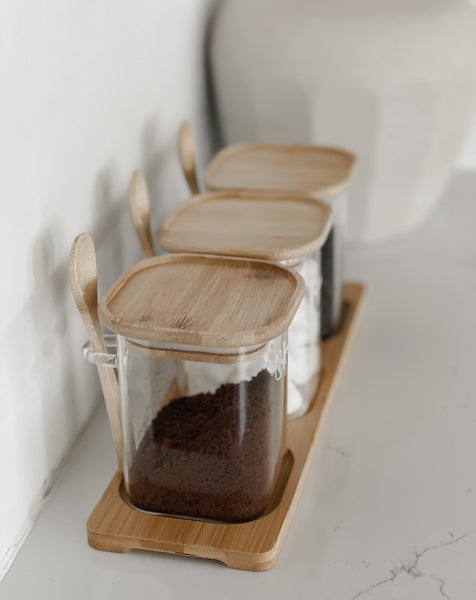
[69,233,123,473]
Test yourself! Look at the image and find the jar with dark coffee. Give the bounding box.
[84,253,304,523]
[203,143,356,338]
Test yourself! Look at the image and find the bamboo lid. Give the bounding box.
[205,144,356,200]
[98,253,305,348]
[157,191,332,262]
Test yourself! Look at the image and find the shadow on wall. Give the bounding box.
[137,112,216,253]
[2,165,130,502]
[139,116,189,248]
[1,101,216,527]
[0,161,138,510]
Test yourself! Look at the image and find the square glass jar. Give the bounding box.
[93,253,304,522]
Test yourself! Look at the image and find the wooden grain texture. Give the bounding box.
[205,143,357,200]
[98,253,305,348]
[87,283,365,571]
[69,234,123,474]
[157,191,332,262]
[178,121,200,195]
[128,170,156,259]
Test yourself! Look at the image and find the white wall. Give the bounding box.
[0,0,216,576]
[458,112,476,169]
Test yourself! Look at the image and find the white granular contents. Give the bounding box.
[178,335,283,397]
[286,256,321,416]
[177,360,261,396]
[287,380,302,416]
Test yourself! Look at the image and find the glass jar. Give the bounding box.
[84,332,287,523]
[85,252,304,523]
[157,192,331,420]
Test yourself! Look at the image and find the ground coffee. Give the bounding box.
[128,369,283,522]
[320,226,335,339]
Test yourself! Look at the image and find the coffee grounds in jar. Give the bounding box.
[128,369,283,523]
[320,226,335,339]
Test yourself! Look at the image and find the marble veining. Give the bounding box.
[351,531,475,599]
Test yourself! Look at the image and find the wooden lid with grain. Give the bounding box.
[98,253,305,348]
[157,191,332,262]
[205,144,356,200]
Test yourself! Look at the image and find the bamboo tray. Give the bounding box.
[87,282,365,571]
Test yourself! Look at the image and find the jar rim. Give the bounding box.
[124,337,270,364]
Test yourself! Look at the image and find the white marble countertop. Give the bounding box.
[3,173,476,599]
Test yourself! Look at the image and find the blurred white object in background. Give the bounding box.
[210,0,476,242]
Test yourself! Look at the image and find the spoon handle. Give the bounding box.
[178,121,200,195]
[128,170,156,258]
[69,233,123,473]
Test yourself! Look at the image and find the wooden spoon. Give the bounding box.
[128,170,156,258]
[178,121,200,195]
[69,233,123,473]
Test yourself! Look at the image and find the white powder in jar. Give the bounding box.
[177,335,284,397]
[286,254,321,417]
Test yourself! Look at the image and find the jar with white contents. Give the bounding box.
[156,191,332,419]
